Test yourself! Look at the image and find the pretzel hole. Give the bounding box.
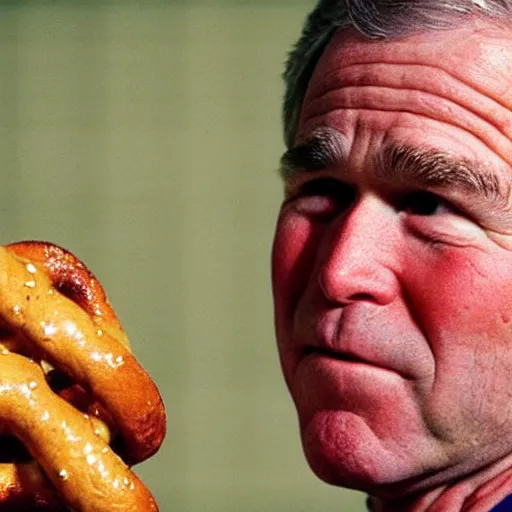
[45,370,75,394]
[52,276,93,318]
[0,436,32,463]
[0,328,32,359]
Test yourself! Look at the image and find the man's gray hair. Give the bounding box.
[283,0,512,148]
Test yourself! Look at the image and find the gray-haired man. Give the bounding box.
[271,1,512,510]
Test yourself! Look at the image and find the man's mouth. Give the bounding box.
[300,346,409,380]
[302,346,364,363]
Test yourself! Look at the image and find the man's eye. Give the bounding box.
[400,191,451,216]
[291,178,356,218]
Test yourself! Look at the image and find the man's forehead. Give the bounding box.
[305,21,512,102]
[294,20,512,172]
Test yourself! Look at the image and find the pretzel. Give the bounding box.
[0,241,166,511]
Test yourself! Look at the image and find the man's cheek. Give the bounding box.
[271,214,323,320]
[409,249,509,333]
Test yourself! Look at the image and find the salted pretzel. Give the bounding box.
[0,241,166,511]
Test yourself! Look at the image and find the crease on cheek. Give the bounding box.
[485,230,512,251]
[400,283,431,354]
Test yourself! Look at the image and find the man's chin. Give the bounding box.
[299,410,425,496]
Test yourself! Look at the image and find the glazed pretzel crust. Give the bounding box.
[0,241,166,511]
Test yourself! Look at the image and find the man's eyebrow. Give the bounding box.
[376,143,512,207]
[279,131,512,209]
[279,127,347,179]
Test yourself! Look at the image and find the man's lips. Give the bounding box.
[301,346,368,363]
[289,304,430,380]
[298,344,413,378]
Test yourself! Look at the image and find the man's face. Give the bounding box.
[272,20,512,497]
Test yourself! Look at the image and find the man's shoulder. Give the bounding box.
[490,494,512,512]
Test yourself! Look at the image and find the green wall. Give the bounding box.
[0,2,366,510]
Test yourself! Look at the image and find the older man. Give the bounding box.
[271,1,512,511]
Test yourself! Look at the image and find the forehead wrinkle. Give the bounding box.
[303,85,512,157]
[375,142,512,209]
[320,24,512,110]
[300,99,512,176]
[314,61,512,134]
[301,32,512,168]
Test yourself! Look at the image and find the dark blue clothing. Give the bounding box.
[368,493,512,511]
[491,494,512,511]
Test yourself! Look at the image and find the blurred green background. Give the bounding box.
[0,1,366,511]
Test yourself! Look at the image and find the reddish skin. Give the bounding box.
[272,20,512,512]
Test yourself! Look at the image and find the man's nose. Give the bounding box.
[317,197,400,306]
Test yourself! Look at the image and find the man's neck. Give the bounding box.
[368,454,512,512]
